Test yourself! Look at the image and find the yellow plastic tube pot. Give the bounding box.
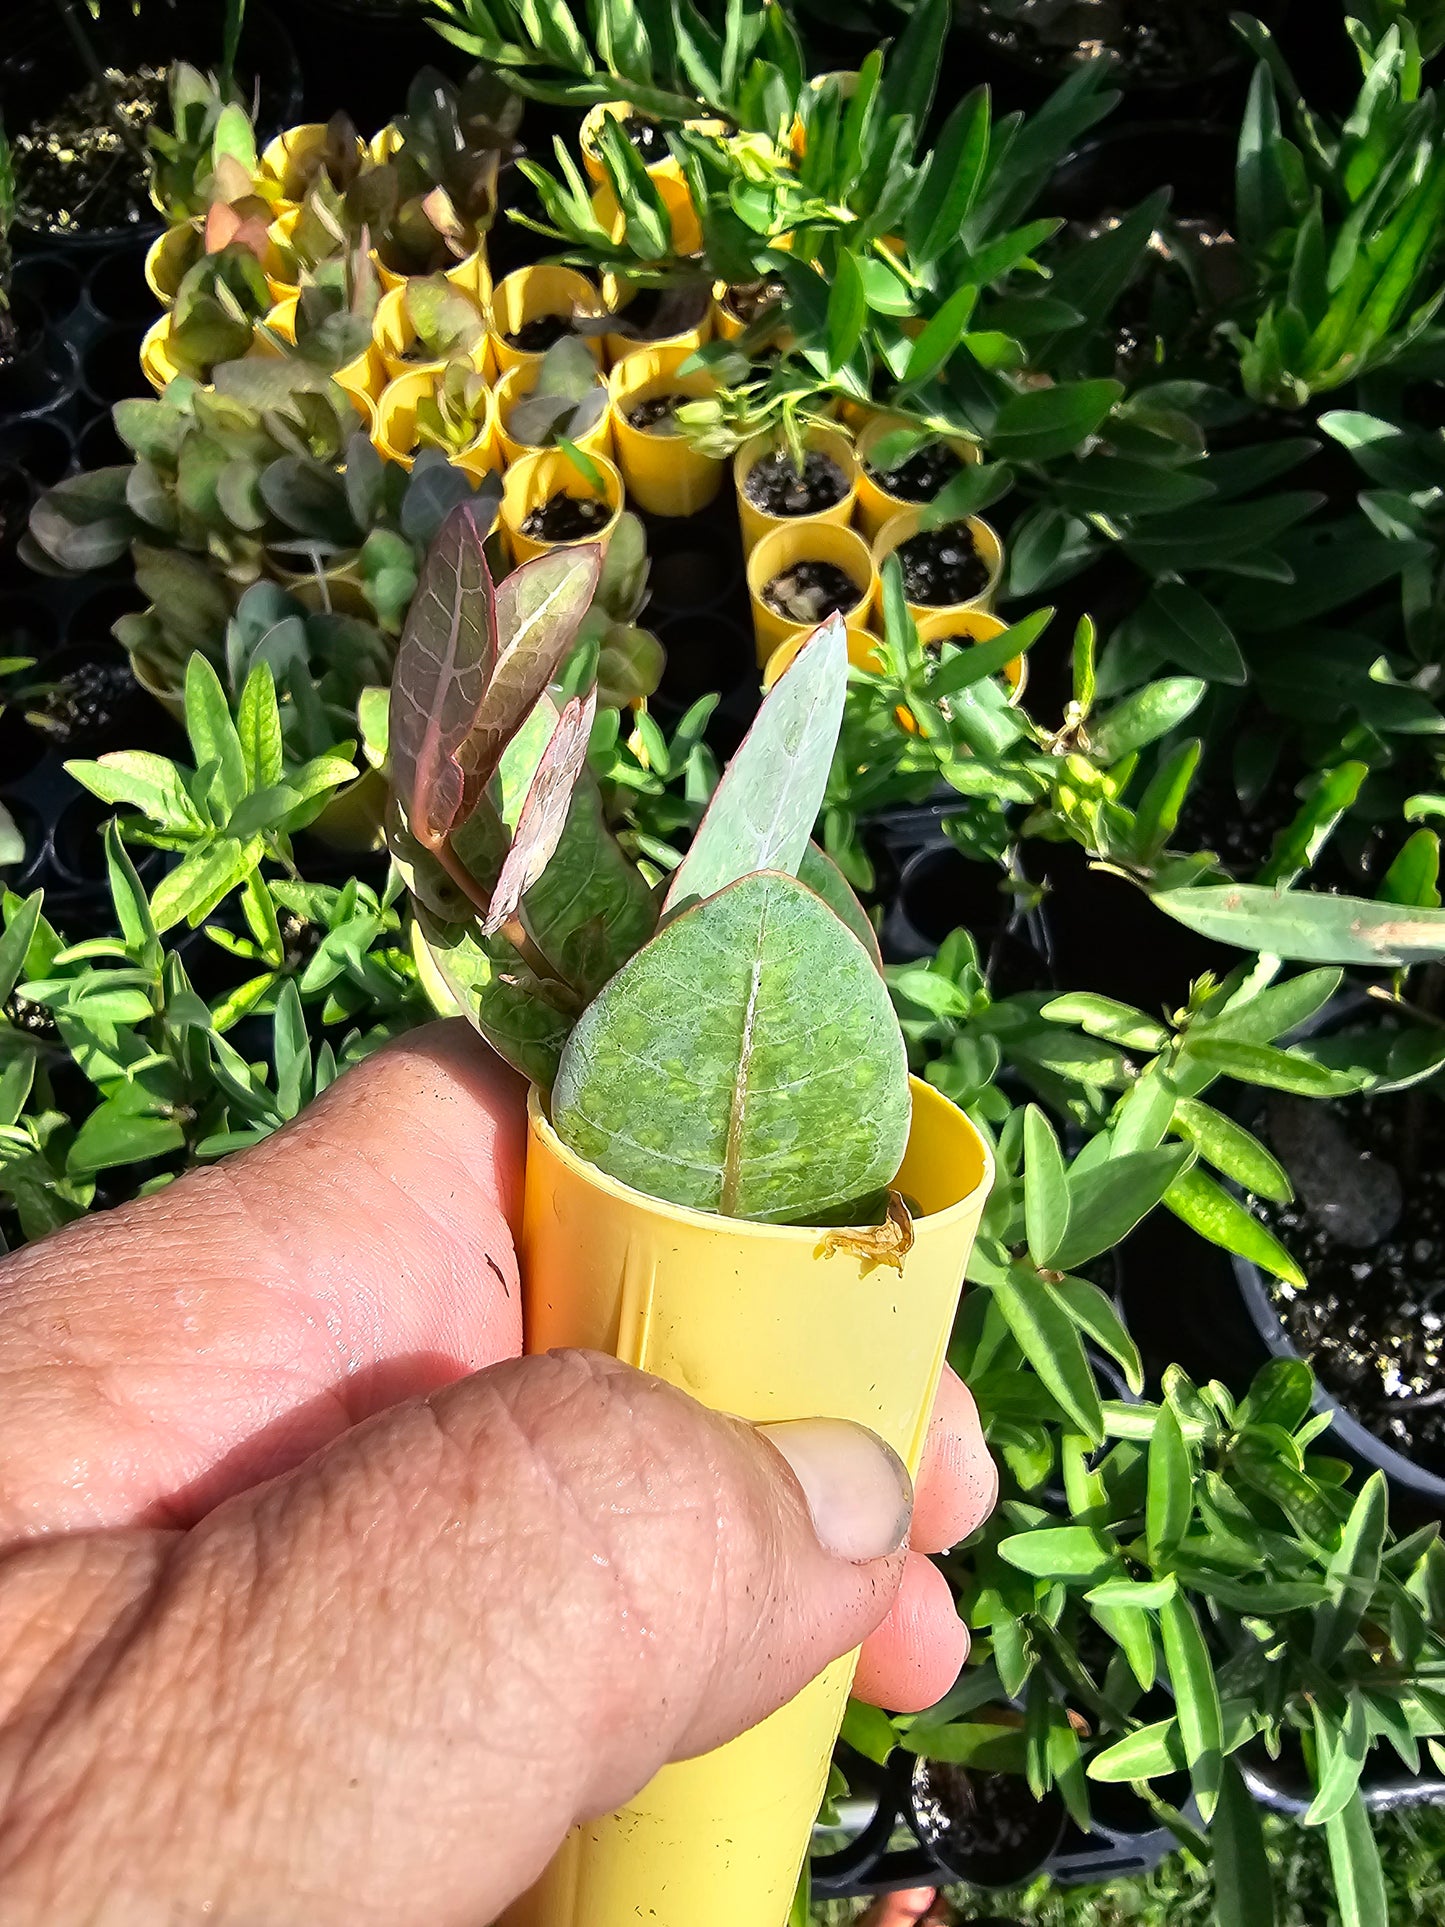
[746,520,878,666]
[373,368,499,480]
[854,414,983,543]
[139,317,182,392]
[733,424,859,557]
[762,623,881,690]
[871,509,1005,621]
[598,272,713,373]
[489,266,604,378]
[504,1076,992,1927]
[493,362,614,469]
[144,221,202,308]
[500,448,625,566]
[607,350,723,516]
[268,552,374,620]
[915,607,1028,705]
[260,123,363,202]
[374,282,494,383]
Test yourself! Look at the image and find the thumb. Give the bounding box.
[14,1350,914,1927]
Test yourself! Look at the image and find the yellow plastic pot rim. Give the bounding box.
[526,1076,993,1243]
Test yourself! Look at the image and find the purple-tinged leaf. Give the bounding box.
[483,687,598,936]
[458,544,603,795]
[388,501,495,850]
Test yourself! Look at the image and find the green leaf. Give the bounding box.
[1089,678,1206,764]
[906,87,990,266]
[1088,1717,1188,1783]
[1161,1590,1223,1820]
[1087,1575,1179,1610]
[1314,1472,1388,1667]
[1183,1036,1360,1097]
[65,752,200,833]
[68,1101,186,1177]
[1147,1405,1191,1563]
[902,282,980,386]
[989,1263,1104,1443]
[1054,1146,1193,1271]
[663,620,847,916]
[989,380,1122,463]
[1140,583,1248,687]
[1213,1758,1276,1927]
[104,822,157,957]
[551,871,910,1223]
[149,836,263,933]
[184,654,248,822]
[1040,993,1168,1052]
[1379,829,1441,909]
[1053,1276,1144,1394]
[798,843,881,969]
[1023,1104,1069,1267]
[236,663,284,792]
[1165,1167,1305,1288]
[997,1526,1119,1582]
[1172,1098,1292,1202]
[825,250,867,374]
[1325,1791,1388,1927]
[1306,1695,1370,1828]
[1152,885,1445,967]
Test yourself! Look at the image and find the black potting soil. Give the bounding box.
[518,493,612,542]
[625,394,685,433]
[912,1762,1058,1882]
[864,439,964,504]
[1253,1089,1445,1476]
[762,560,862,627]
[616,113,670,166]
[896,525,988,606]
[28,659,143,752]
[743,449,849,518]
[505,313,574,354]
[15,68,168,237]
[969,0,1244,87]
[722,278,786,326]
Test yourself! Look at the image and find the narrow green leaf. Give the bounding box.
[902,282,980,387]
[989,1263,1104,1443]
[1325,1791,1388,1927]
[1023,1104,1069,1267]
[997,1525,1119,1582]
[1147,1405,1191,1563]
[1165,1167,1306,1287]
[1161,1591,1223,1820]
[1213,1757,1276,1927]
[1315,1472,1388,1666]
[1173,1098,1293,1203]
[1152,885,1445,967]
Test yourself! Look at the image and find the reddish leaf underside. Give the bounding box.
[483,687,599,936]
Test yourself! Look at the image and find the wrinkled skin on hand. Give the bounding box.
[0,1023,996,1925]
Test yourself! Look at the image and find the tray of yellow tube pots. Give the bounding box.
[374,363,500,481]
[871,507,1004,621]
[488,265,606,378]
[915,607,1029,706]
[494,338,614,468]
[609,347,725,517]
[854,414,984,543]
[500,446,625,565]
[372,270,494,383]
[747,521,879,667]
[734,424,861,557]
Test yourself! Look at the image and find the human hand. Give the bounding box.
[0,1022,996,1925]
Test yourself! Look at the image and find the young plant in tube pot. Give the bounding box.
[504,336,609,452]
[388,503,994,1927]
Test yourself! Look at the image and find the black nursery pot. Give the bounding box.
[880,839,1052,995]
[3,0,301,248]
[1046,122,1239,226]
[909,1760,1066,1889]
[284,0,459,126]
[0,290,81,418]
[23,642,167,759]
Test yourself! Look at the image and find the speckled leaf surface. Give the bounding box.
[661,617,848,917]
[417,906,573,1087]
[551,870,911,1223]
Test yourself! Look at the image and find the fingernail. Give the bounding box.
[760,1418,914,1563]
